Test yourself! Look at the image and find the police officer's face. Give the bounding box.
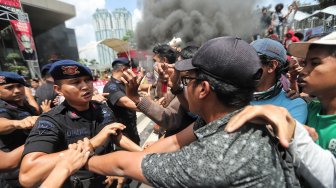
[55,76,93,105]
[0,83,25,104]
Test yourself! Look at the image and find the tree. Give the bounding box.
[122,30,135,42]
[5,52,21,66]
[89,59,99,66]
[79,58,89,66]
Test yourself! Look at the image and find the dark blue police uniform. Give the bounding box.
[22,60,117,188]
[0,71,37,188]
[103,58,140,145]
[23,101,116,187]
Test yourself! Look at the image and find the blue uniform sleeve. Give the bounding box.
[23,117,61,156]
[0,108,11,119]
[104,83,125,105]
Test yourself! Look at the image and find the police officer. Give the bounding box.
[103,58,140,145]
[35,62,59,108]
[20,60,141,188]
[0,71,39,187]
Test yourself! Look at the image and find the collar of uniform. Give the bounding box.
[0,98,19,110]
[193,108,243,139]
[111,77,121,84]
[64,101,98,120]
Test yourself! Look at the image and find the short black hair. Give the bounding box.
[153,44,177,64]
[112,64,129,72]
[179,46,199,60]
[193,70,255,108]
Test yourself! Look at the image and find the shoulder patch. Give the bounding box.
[107,83,118,91]
[37,120,55,130]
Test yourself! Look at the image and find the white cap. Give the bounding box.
[288,31,336,58]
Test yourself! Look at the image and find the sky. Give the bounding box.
[59,0,317,61]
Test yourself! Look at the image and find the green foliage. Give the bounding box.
[123,30,135,42]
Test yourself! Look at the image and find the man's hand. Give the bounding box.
[104,176,125,188]
[40,100,52,113]
[285,89,300,100]
[303,125,319,141]
[157,63,175,88]
[14,116,39,129]
[288,57,303,81]
[92,93,108,103]
[225,105,296,148]
[58,139,91,175]
[90,123,126,148]
[120,69,144,103]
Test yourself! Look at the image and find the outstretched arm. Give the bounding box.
[0,145,24,171]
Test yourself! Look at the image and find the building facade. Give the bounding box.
[93,8,133,68]
[111,8,133,39]
[0,0,78,77]
[93,9,115,68]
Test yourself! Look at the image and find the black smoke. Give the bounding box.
[136,0,260,49]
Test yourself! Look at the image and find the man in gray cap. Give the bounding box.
[250,38,307,124]
[84,37,287,187]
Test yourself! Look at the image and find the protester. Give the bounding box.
[260,7,272,38]
[272,3,285,39]
[225,104,335,188]
[121,45,199,138]
[20,60,141,188]
[30,78,40,96]
[250,38,308,124]
[84,37,291,187]
[288,32,336,153]
[0,71,39,187]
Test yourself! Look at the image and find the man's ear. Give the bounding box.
[54,85,63,96]
[267,60,279,73]
[199,81,211,99]
[163,57,169,64]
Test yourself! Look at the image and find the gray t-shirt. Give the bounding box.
[142,110,286,188]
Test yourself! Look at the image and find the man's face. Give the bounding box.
[0,83,25,104]
[153,54,165,64]
[180,71,199,113]
[298,47,336,97]
[55,76,93,105]
[31,80,39,89]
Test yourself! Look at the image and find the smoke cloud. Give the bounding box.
[136,0,260,50]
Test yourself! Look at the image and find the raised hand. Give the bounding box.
[90,123,126,148]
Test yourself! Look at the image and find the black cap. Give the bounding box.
[175,36,262,88]
[49,60,93,81]
[112,57,130,67]
[0,71,27,86]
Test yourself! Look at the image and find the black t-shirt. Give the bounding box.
[35,81,58,107]
[103,78,139,143]
[23,101,116,184]
[0,99,37,151]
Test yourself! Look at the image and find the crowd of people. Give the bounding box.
[0,2,336,187]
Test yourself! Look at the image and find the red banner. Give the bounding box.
[0,0,21,9]
[10,20,37,61]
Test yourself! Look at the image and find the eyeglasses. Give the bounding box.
[180,76,199,86]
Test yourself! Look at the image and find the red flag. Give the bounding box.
[10,20,37,61]
[0,0,21,9]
